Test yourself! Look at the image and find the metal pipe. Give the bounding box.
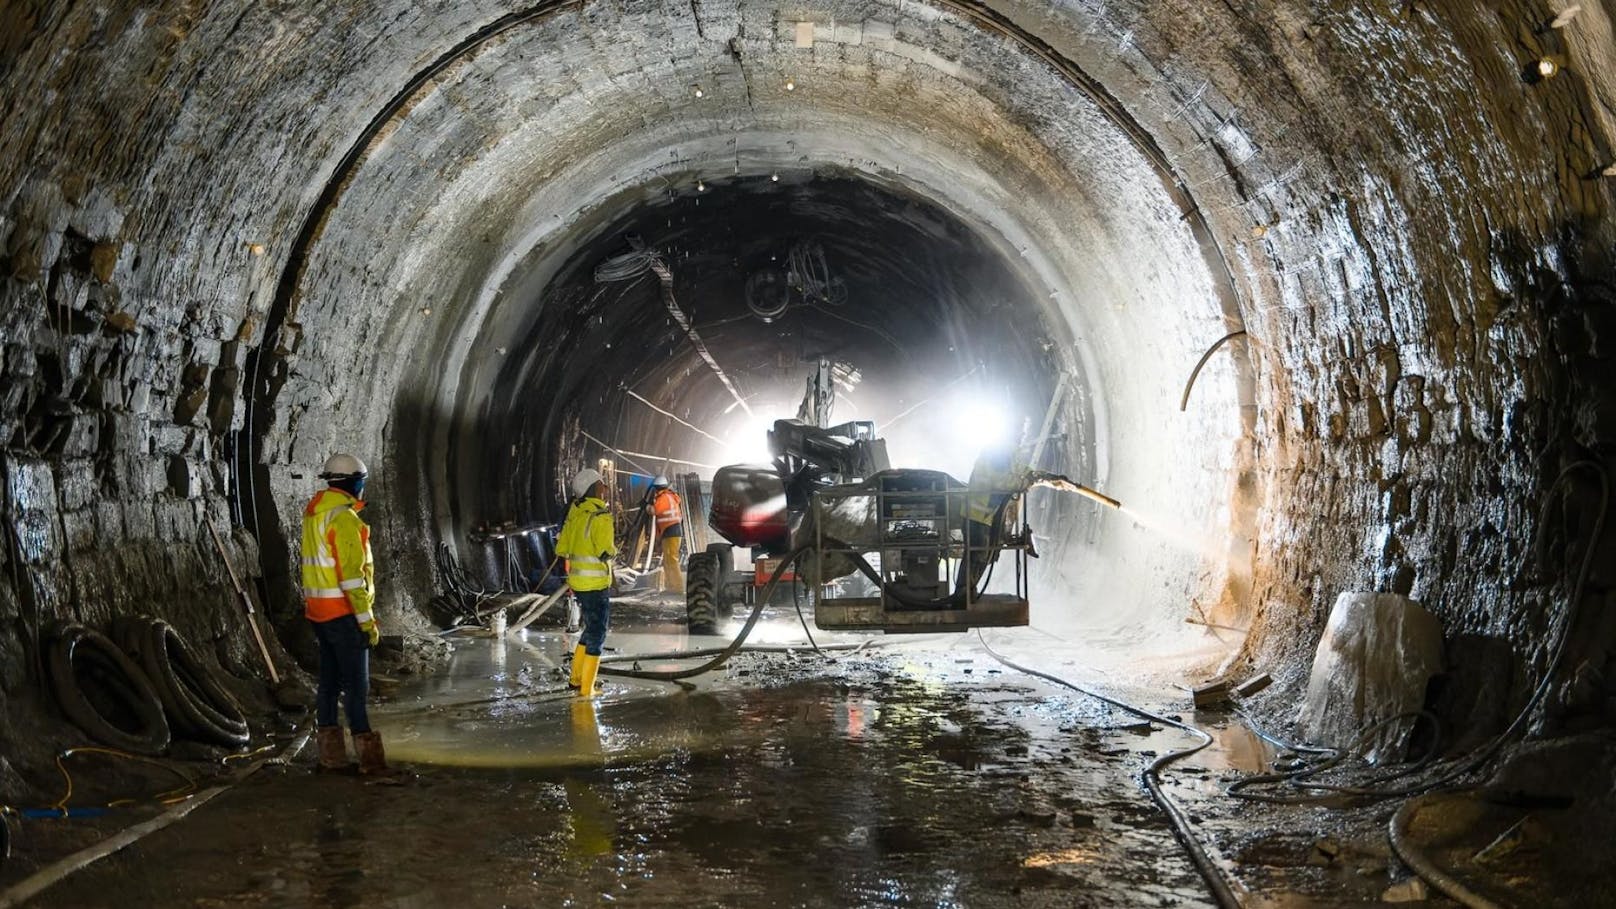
[1071,484,1122,510]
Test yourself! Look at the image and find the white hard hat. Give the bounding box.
[320,453,368,479]
[651,475,670,488]
[571,468,603,499]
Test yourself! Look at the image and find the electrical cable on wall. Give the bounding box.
[593,243,753,417]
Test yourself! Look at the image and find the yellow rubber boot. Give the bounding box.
[568,644,587,688]
[575,652,600,697]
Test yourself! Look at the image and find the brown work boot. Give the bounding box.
[316,726,355,773]
[353,730,410,784]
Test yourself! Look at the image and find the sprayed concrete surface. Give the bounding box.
[27,616,1229,908]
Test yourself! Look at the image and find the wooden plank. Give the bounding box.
[1234,673,1272,698]
[681,472,708,552]
[1191,680,1232,708]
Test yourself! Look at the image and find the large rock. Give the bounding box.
[1298,592,1443,762]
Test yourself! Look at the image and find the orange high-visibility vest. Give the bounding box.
[652,488,683,532]
[557,497,616,592]
[300,488,376,629]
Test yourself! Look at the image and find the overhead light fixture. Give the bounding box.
[771,172,780,182]
[696,180,706,192]
[785,78,796,92]
[692,85,704,98]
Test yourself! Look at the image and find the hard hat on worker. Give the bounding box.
[320,453,368,480]
[651,476,670,489]
[571,468,604,499]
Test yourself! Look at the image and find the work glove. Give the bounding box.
[362,622,380,649]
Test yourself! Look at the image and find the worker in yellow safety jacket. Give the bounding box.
[649,476,684,594]
[302,453,404,781]
[558,468,617,696]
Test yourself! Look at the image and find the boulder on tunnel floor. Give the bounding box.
[1298,592,1443,762]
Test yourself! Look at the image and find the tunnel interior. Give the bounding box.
[3,0,1616,851]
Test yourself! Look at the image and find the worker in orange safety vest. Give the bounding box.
[648,476,684,594]
[301,453,405,782]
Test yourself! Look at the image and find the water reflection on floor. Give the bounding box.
[40,619,1217,908]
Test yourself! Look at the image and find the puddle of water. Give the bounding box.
[38,620,1222,909]
[376,632,732,768]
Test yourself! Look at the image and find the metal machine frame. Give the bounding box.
[809,473,1031,633]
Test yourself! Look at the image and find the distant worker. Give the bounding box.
[558,468,618,696]
[959,446,1029,598]
[302,453,405,782]
[649,476,685,594]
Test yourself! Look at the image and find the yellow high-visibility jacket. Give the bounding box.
[300,488,377,633]
[557,496,617,592]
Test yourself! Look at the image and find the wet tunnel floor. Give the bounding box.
[36,618,1222,908]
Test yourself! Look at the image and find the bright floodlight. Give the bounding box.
[953,393,1010,449]
[716,409,781,465]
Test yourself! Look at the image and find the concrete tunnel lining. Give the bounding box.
[261,0,1252,650]
[2,0,1615,811]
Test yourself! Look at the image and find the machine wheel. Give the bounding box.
[686,551,720,635]
[706,543,735,618]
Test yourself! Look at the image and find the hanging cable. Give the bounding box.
[591,242,752,417]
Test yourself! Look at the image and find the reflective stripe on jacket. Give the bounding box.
[652,488,683,532]
[556,497,616,592]
[301,488,376,626]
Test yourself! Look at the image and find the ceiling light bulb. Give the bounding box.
[771,172,780,181]
[697,180,706,192]
[693,85,704,98]
[1537,57,1559,78]
[785,79,796,91]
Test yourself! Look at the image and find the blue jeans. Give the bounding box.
[575,588,611,656]
[311,615,370,733]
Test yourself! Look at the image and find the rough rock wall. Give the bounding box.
[0,1,448,710]
[1073,0,1616,731]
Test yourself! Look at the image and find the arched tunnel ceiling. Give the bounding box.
[2,0,1614,695]
[276,1,1251,633]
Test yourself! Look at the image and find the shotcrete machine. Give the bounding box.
[684,363,1119,635]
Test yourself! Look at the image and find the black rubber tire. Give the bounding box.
[686,551,720,635]
[707,543,735,618]
[48,623,170,755]
[117,617,249,747]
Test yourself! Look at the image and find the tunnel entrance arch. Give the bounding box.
[242,0,1257,644]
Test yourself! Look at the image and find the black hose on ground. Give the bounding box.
[976,633,1242,909]
[1225,711,1442,804]
[599,546,813,681]
[790,577,825,654]
[598,641,875,666]
[1389,796,1502,909]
